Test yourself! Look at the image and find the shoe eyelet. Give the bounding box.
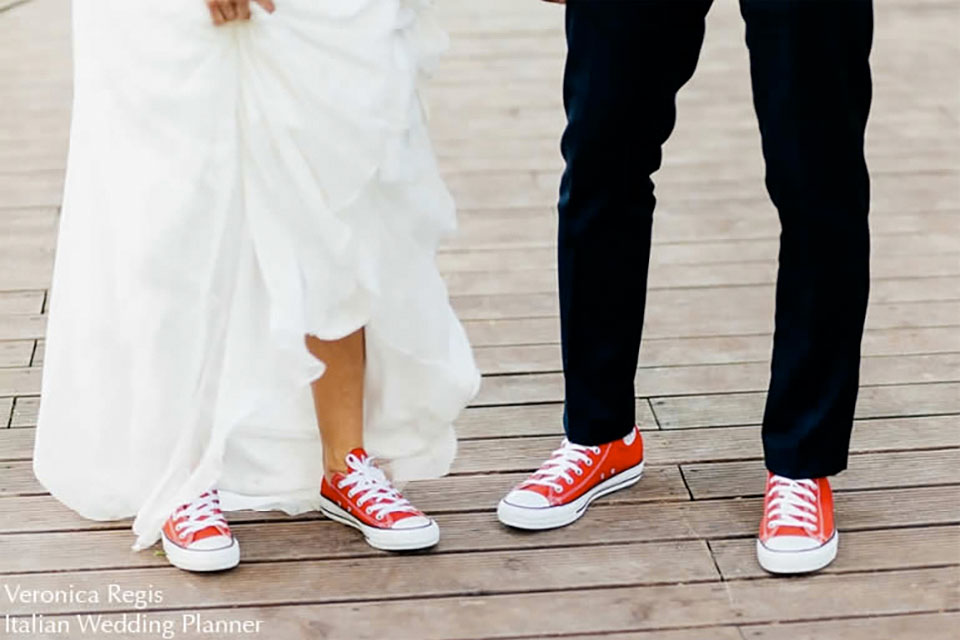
[566,478,574,485]
[376,514,384,521]
[585,459,593,466]
[554,487,562,493]
[365,507,373,515]
[592,447,601,454]
[575,468,583,476]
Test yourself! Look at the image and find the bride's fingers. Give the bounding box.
[235,0,252,20]
[219,0,237,21]
[206,1,226,25]
[253,0,276,13]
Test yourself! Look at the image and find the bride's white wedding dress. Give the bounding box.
[34,0,480,550]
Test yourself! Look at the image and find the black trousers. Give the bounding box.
[558,0,873,478]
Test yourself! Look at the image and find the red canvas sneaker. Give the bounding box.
[160,489,239,572]
[497,425,644,530]
[320,448,439,551]
[757,473,838,574]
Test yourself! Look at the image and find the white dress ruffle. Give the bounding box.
[34,0,480,550]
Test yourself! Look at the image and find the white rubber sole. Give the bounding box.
[756,531,839,574]
[497,461,645,530]
[160,533,240,573]
[319,497,440,551]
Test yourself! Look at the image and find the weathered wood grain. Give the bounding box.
[0,396,11,427]
[710,525,960,580]
[0,290,44,314]
[9,394,39,427]
[0,340,33,367]
[1,540,720,615]
[452,417,960,473]
[473,353,960,406]
[0,313,46,341]
[4,414,956,467]
[652,381,960,429]
[17,568,956,640]
[683,449,960,499]
[0,365,42,396]
[462,299,960,346]
[741,612,960,640]
[470,326,960,374]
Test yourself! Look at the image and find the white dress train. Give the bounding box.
[34,0,480,550]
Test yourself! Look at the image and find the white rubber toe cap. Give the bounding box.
[761,535,823,552]
[503,489,550,508]
[391,515,433,530]
[186,535,235,551]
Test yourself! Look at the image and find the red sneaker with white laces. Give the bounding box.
[320,448,439,551]
[497,425,644,530]
[757,473,838,574]
[160,490,239,572]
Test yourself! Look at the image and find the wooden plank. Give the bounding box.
[1,485,956,575]
[710,525,960,580]
[0,208,59,294]
[459,398,952,441]
[0,425,34,460]
[8,445,949,512]
[0,313,45,341]
[0,339,33,367]
[456,399,658,439]
[1,540,720,615]
[683,449,960,499]
[2,480,955,543]
[474,353,960,406]
[5,413,953,468]
[0,290,44,313]
[463,300,960,346]
[0,396,11,427]
[0,460,40,495]
[559,630,743,640]
[445,210,959,249]
[439,233,958,280]
[0,459,690,510]
[652,382,960,429]
[9,394,39,427]
[452,279,960,320]
[443,169,960,211]
[453,416,960,473]
[409,463,689,511]
[0,365,42,396]
[471,327,960,374]
[741,612,960,640]
[18,568,954,640]
[442,254,960,295]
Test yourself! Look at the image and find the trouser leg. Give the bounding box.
[560,0,713,445]
[740,0,874,477]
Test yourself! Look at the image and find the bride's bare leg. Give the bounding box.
[306,328,366,479]
[310,328,440,550]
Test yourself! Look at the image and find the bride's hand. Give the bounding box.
[206,0,276,26]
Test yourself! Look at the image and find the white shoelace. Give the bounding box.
[765,476,819,532]
[338,454,418,521]
[523,439,601,494]
[173,491,229,537]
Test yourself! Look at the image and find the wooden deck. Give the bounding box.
[1,0,958,638]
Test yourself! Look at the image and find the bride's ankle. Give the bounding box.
[323,452,353,480]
